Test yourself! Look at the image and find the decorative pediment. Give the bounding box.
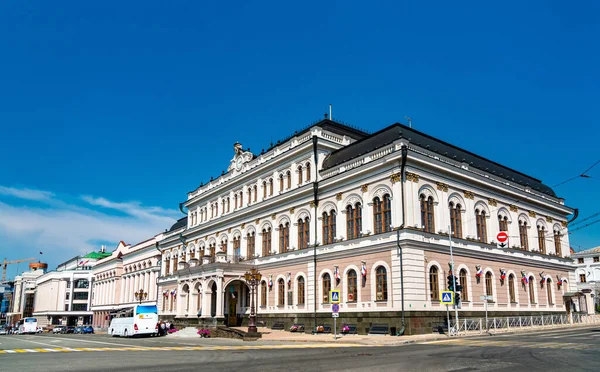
[227,142,254,173]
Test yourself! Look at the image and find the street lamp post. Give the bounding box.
[244,268,262,334]
[134,289,148,304]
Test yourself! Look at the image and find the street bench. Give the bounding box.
[271,322,285,330]
[368,324,389,335]
[290,324,305,332]
[342,324,358,335]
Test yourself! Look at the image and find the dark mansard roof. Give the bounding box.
[322,123,556,198]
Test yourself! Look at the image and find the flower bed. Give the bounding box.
[197,329,211,338]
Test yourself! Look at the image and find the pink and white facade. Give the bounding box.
[156,119,577,334]
[91,235,163,328]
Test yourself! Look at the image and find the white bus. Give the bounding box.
[17,317,38,334]
[109,305,158,337]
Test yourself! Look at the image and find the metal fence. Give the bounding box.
[450,313,600,336]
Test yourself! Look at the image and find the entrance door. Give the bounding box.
[228,292,238,326]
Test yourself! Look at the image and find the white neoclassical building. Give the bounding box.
[572,246,600,314]
[157,118,577,334]
[90,235,163,328]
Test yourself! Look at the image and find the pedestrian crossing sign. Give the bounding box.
[330,290,340,304]
[440,291,453,304]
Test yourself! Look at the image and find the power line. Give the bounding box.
[568,218,600,234]
[551,159,600,188]
[569,211,600,227]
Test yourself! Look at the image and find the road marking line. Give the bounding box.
[33,348,49,352]
[34,335,136,348]
[5,350,17,353]
[44,348,60,352]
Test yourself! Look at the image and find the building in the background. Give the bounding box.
[32,251,110,327]
[155,118,578,335]
[90,235,163,329]
[6,263,47,326]
[571,246,600,314]
[0,282,15,325]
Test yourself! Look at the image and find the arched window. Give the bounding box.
[322,211,336,245]
[269,179,273,196]
[347,270,357,302]
[420,194,435,233]
[376,266,388,301]
[298,217,310,249]
[429,266,439,300]
[346,203,362,240]
[508,274,516,303]
[373,194,392,234]
[322,273,331,303]
[233,236,240,258]
[189,249,195,260]
[529,276,535,304]
[485,272,493,301]
[286,171,292,189]
[239,191,243,207]
[538,226,546,254]
[475,209,487,243]
[209,243,216,258]
[234,194,238,210]
[260,281,267,307]
[459,269,468,301]
[498,215,508,232]
[263,181,267,199]
[449,202,462,239]
[278,279,285,306]
[554,230,562,256]
[547,278,553,305]
[253,185,258,202]
[297,277,305,305]
[298,166,303,184]
[519,221,529,249]
[279,174,284,192]
[306,163,311,182]
[172,255,178,274]
[247,232,255,258]
[279,223,289,253]
[262,228,272,256]
[165,257,170,276]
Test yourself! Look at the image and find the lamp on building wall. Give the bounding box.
[244,267,262,334]
[134,289,148,304]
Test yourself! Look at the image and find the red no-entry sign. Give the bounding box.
[497,231,508,243]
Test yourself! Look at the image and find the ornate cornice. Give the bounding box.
[436,182,449,192]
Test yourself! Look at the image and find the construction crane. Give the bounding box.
[2,257,37,282]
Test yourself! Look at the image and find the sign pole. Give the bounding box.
[446,304,450,336]
[485,297,488,333]
[334,316,337,340]
[448,225,459,332]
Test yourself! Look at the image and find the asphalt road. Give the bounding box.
[1,327,599,372]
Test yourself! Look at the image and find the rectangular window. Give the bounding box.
[594,257,599,263]
[65,292,70,300]
[73,292,88,300]
[72,303,88,311]
[580,274,587,283]
[65,304,69,311]
[578,258,584,264]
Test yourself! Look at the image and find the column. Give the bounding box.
[215,278,224,318]
[362,187,372,234]
[201,289,211,318]
[392,177,402,227]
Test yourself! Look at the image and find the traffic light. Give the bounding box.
[455,292,461,305]
[447,275,455,291]
[455,284,463,292]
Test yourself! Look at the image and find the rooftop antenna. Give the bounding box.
[329,104,332,121]
[405,116,412,128]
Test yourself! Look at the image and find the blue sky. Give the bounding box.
[1,1,599,279]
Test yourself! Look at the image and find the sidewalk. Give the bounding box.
[231,327,449,346]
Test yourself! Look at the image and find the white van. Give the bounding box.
[109,305,158,337]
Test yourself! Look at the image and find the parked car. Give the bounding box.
[0,327,8,335]
[74,326,84,334]
[36,327,43,333]
[83,326,94,334]
[62,326,76,334]
[53,326,65,334]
